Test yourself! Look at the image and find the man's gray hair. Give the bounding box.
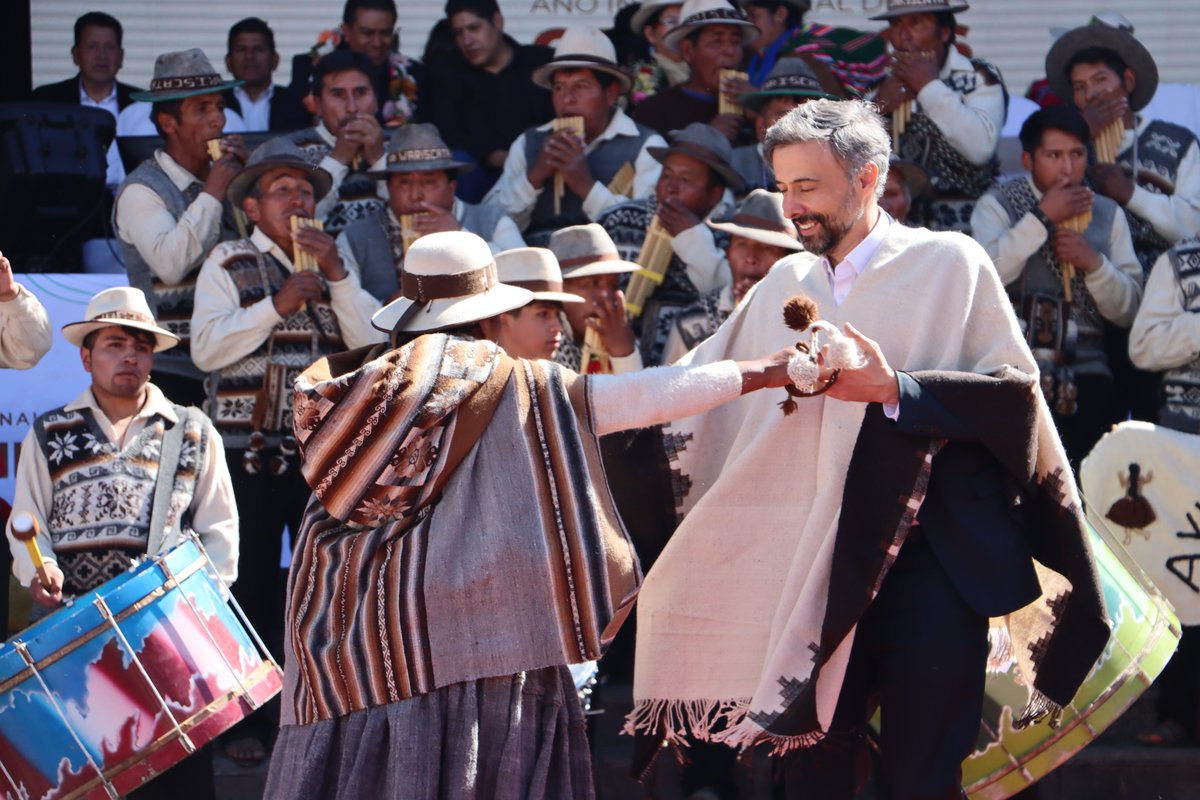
[763,99,891,198]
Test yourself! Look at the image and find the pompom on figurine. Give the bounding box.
[779,295,867,415]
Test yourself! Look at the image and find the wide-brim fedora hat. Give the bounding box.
[631,0,684,35]
[664,0,760,52]
[647,122,744,189]
[868,0,969,21]
[62,287,180,352]
[888,157,931,199]
[130,48,243,103]
[706,189,802,250]
[495,248,585,304]
[740,57,838,112]
[227,137,334,209]
[549,224,641,279]
[367,123,473,178]
[532,27,633,94]
[1045,19,1157,112]
[371,232,533,334]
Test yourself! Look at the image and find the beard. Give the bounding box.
[792,194,865,258]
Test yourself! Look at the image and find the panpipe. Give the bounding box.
[1094,118,1124,164]
[399,212,430,254]
[892,100,912,153]
[624,217,673,318]
[1058,210,1092,303]
[206,139,223,161]
[718,70,748,116]
[608,162,636,197]
[352,153,364,172]
[581,324,612,374]
[552,116,586,215]
[290,216,324,271]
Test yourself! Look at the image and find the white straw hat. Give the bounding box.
[531,27,632,94]
[62,286,180,352]
[548,224,641,279]
[495,248,584,304]
[663,0,760,53]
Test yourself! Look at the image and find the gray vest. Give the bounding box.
[523,118,656,245]
[344,204,509,302]
[1160,239,1200,433]
[114,158,239,379]
[991,179,1119,375]
[1119,119,1198,272]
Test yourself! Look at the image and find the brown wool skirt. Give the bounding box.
[263,665,594,800]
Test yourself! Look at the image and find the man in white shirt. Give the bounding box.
[113,48,248,409]
[485,27,666,246]
[223,17,311,132]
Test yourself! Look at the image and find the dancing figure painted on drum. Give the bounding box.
[3,286,241,800]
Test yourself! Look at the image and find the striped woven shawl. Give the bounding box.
[285,334,640,723]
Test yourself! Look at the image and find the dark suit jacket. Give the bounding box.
[892,371,1043,618]
[30,75,140,109]
[222,84,312,132]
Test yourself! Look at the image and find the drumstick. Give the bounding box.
[11,512,52,591]
[206,139,223,161]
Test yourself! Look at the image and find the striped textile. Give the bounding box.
[285,334,640,723]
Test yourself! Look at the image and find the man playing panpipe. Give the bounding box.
[600,122,744,365]
[191,138,384,765]
[338,123,525,302]
[486,27,665,246]
[868,0,1005,235]
[972,107,1142,467]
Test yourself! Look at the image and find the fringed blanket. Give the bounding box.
[285,334,641,724]
[628,222,1109,755]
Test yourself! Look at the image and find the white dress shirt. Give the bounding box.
[1123,116,1200,246]
[191,227,384,372]
[116,102,247,137]
[485,108,667,230]
[78,79,125,186]
[233,84,274,132]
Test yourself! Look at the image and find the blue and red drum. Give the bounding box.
[0,537,282,800]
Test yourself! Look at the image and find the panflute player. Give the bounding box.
[484,27,666,246]
[337,123,525,303]
[971,107,1142,466]
[868,0,1005,236]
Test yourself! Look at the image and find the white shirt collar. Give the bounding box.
[314,121,337,147]
[64,383,179,427]
[153,149,203,191]
[234,84,274,104]
[78,77,118,107]
[821,209,891,283]
[251,226,297,270]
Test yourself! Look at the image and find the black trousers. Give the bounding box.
[784,540,989,800]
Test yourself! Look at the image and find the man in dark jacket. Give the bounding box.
[222,17,310,132]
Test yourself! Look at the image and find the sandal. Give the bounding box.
[1137,719,1188,746]
[224,735,266,767]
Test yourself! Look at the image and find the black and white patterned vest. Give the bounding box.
[523,117,657,246]
[204,240,346,449]
[673,289,729,353]
[990,177,1119,376]
[115,158,241,380]
[34,404,206,595]
[1159,239,1200,433]
[286,127,387,236]
[1118,119,1198,273]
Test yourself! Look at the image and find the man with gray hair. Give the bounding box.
[628,98,1108,798]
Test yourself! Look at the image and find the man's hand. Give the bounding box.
[202,136,248,202]
[657,196,703,237]
[343,114,386,165]
[0,250,18,302]
[1092,163,1135,205]
[1053,229,1103,273]
[273,271,326,316]
[1081,96,1128,139]
[29,562,65,608]
[708,112,743,143]
[587,289,637,357]
[553,133,597,200]
[413,201,462,235]
[527,131,569,190]
[292,227,347,282]
[872,76,910,116]
[891,51,940,95]
[822,323,900,405]
[1038,178,1093,224]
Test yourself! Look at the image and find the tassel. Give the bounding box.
[1013,689,1063,730]
[780,394,798,415]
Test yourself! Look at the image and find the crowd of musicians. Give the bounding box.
[3,0,1200,797]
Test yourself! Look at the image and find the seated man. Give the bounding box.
[870,0,1006,234]
[485,27,665,246]
[971,106,1142,465]
[6,285,237,800]
[223,17,311,132]
[880,157,930,224]
[286,49,388,235]
[338,124,525,302]
[548,223,643,374]
[632,0,759,144]
[482,246,584,360]
[113,48,247,408]
[732,57,837,195]
[664,188,801,363]
[0,250,52,370]
[599,122,743,365]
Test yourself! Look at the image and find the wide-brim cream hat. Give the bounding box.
[549,224,642,279]
[495,248,584,304]
[1045,17,1157,112]
[706,189,802,251]
[531,27,633,94]
[868,0,969,21]
[62,286,180,352]
[371,231,533,334]
[664,0,760,53]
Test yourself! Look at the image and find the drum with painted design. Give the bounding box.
[0,537,283,799]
